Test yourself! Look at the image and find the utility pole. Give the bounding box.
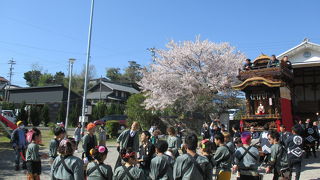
[65,58,75,134]
[5,58,16,101]
[81,0,95,135]
[99,75,102,101]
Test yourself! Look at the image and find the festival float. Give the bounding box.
[233,54,294,131]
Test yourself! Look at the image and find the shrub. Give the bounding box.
[0,101,15,110]
[105,120,120,138]
[69,104,80,127]
[56,103,66,124]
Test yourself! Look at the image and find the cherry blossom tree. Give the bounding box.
[139,37,246,113]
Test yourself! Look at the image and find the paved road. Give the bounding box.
[1,142,320,180]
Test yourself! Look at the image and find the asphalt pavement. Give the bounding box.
[1,141,320,180]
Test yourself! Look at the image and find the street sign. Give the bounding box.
[79,116,88,122]
[85,105,92,115]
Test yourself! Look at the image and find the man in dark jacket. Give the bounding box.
[285,125,304,180]
[304,121,318,158]
[138,131,155,176]
[267,55,280,68]
[279,125,291,146]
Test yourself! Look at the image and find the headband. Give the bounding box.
[122,152,136,159]
[59,139,71,147]
[90,146,108,156]
[201,139,209,149]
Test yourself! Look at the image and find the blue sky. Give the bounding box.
[1,0,320,86]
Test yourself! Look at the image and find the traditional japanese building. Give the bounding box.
[278,39,320,121]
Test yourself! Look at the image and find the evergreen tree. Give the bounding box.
[56,104,66,124]
[30,105,40,126]
[92,101,107,120]
[41,104,50,126]
[125,93,155,130]
[69,104,80,127]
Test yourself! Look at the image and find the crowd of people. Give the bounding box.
[9,117,319,180]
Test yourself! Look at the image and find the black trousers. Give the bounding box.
[305,143,316,158]
[272,169,280,180]
[239,174,260,180]
[288,160,301,180]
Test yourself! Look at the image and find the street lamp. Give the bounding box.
[65,58,75,134]
[81,0,95,135]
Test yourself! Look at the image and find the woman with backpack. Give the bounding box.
[86,145,113,180]
[51,138,84,180]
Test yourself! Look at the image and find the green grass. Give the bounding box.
[0,130,11,151]
[40,129,54,148]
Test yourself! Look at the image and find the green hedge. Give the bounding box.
[105,120,120,138]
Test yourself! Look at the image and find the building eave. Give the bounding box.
[277,40,320,59]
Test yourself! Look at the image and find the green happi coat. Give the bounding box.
[173,153,212,180]
[87,161,113,180]
[51,155,84,180]
[49,139,59,160]
[150,154,175,180]
[26,143,40,161]
[117,129,139,152]
[82,134,98,153]
[113,165,146,180]
[167,136,180,156]
[270,143,288,173]
[213,145,232,172]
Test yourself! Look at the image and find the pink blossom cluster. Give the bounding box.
[139,38,246,111]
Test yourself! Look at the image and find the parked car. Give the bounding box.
[99,115,127,126]
[1,110,17,123]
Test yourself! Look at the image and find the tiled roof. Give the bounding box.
[101,81,139,94]
[0,77,8,82]
[87,91,113,99]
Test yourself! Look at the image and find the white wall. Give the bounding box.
[289,48,320,66]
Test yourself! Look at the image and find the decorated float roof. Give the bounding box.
[253,54,271,67]
[233,77,282,90]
